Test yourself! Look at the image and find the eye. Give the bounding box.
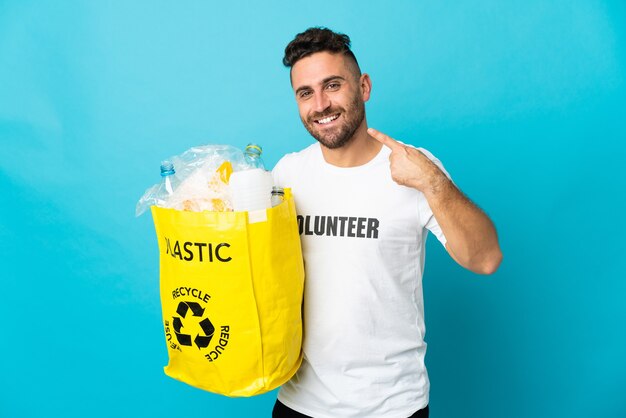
[299,90,312,99]
[326,82,340,90]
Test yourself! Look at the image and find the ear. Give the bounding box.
[360,73,372,102]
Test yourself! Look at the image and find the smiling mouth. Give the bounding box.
[314,113,340,125]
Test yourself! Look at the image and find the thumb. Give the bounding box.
[368,128,403,152]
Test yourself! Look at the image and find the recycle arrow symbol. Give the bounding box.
[194,318,216,349]
[176,301,205,318]
[173,317,184,333]
[172,301,205,347]
[172,301,214,349]
[172,316,192,346]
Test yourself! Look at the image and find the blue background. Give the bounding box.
[1,1,625,417]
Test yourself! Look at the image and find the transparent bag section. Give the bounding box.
[136,144,249,216]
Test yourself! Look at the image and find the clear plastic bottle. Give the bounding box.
[244,143,265,169]
[135,161,180,216]
[271,186,285,207]
[161,161,177,192]
[155,160,180,206]
[229,144,274,212]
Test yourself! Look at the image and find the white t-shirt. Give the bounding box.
[272,142,449,418]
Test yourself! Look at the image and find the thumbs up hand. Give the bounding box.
[368,128,448,195]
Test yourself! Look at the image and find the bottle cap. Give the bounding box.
[160,161,175,176]
[245,144,263,156]
[271,186,285,195]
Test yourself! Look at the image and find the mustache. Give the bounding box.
[308,108,343,121]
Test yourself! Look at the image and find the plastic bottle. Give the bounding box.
[135,161,180,216]
[161,161,178,196]
[229,144,273,212]
[244,144,265,169]
[155,160,180,206]
[271,187,285,207]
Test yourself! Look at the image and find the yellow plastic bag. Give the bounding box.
[151,190,304,396]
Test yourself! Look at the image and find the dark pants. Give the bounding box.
[272,400,429,418]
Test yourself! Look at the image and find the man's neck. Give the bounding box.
[319,123,383,168]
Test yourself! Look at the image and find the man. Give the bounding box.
[271,27,502,418]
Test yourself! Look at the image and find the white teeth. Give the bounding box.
[316,114,339,124]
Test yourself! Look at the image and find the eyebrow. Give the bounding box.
[295,75,346,95]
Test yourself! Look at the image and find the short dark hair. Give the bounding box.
[283,27,360,74]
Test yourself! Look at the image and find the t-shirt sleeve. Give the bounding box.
[416,148,452,247]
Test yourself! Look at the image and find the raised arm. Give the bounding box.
[368,128,503,275]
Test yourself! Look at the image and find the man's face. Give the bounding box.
[290,51,370,149]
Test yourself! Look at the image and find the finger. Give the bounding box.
[367,128,404,151]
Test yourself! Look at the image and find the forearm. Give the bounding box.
[423,174,502,275]
[365,128,503,273]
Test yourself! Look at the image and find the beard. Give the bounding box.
[301,93,365,150]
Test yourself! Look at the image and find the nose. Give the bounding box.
[313,91,331,113]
